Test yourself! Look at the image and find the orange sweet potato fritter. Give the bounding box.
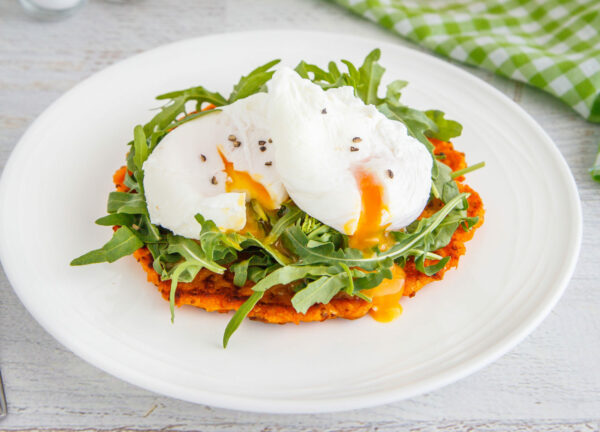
[113,138,484,324]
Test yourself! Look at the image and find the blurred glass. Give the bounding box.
[19,0,86,19]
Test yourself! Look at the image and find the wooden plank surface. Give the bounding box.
[0,0,599,429]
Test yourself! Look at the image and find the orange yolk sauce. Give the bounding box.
[348,169,392,251]
[217,148,275,211]
[216,148,275,239]
[348,170,403,322]
[363,265,406,322]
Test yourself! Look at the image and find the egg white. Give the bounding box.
[267,67,433,234]
[143,92,286,239]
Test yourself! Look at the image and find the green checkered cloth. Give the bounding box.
[333,0,600,123]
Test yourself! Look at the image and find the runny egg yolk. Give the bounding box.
[364,265,406,322]
[217,148,276,210]
[348,170,390,251]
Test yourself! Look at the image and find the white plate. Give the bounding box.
[0,31,582,413]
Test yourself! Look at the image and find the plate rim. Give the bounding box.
[0,30,583,413]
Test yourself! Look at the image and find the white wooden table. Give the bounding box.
[1,0,599,430]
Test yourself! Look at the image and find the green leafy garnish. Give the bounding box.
[72,49,483,348]
[223,291,264,348]
[425,110,463,142]
[291,274,348,314]
[70,226,143,265]
[229,59,280,103]
[451,161,486,179]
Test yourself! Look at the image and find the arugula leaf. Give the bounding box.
[107,191,148,215]
[222,291,264,348]
[442,177,461,204]
[353,267,393,291]
[231,259,251,287]
[291,273,347,314]
[328,61,342,82]
[264,205,302,245]
[431,160,459,203]
[356,48,385,105]
[133,125,149,171]
[451,161,486,179]
[240,234,292,266]
[95,213,135,227]
[341,59,360,88]
[295,61,334,82]
[229,59,280,103]
[148,242,180,280]
[137,213,162,243]
[415,254,451,276]
[385,80,408,103]
[377,103,436,151]
[425,110,463,141]
[339,262,354,295]
[251,265,333,293]
[166,108,222,130]
[166,235,225,275]
[247,264,277,283]
[156,86,227,106]
[168,261,201,322]
[161,231,236,323]
[143,97,187,136]
[194,214,242,263]
[123,172,140,192]
[71,226,143,265]
[143,86,226,139]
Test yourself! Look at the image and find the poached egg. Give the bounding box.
[143,67,433,248]
[268,67,433,248]
[143,92,286,239]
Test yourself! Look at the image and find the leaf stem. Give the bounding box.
[451,161,485,179]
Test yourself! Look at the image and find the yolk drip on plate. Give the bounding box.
[217,148,275,210]
[364,265,406,322]
[348,170,390,251]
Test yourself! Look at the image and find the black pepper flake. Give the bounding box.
[350,146,359,152]
[268,138,273,143]
[265,161,272,166]
[352,137,362,143]
[200,154,207,162]
[258,140,266,145]
[228,134,236,142]
[386,169,394,179]
[259,146,267,152]
[233,140,241,148]
[211,176,218,185]
[321,108,327,114]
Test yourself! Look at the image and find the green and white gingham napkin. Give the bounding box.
[334,0,600,123]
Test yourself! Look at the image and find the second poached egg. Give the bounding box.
[267,67,433,248]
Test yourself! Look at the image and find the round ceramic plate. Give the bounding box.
[0,31,582,413]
